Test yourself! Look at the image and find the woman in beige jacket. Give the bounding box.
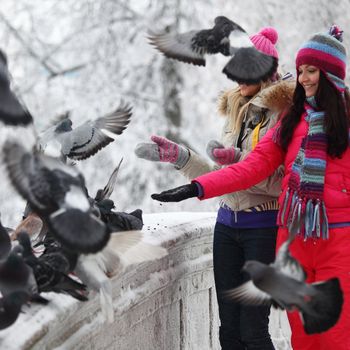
[136,27,294,350]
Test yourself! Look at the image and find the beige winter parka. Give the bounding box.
[179,79,294,211]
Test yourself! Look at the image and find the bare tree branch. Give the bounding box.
[0,11,58,76]
[48,63,87,79]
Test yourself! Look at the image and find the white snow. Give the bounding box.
[0,1,346,348]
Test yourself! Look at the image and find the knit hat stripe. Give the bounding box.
[298,48,346,70]
[311,33,345,49]
[300,41,346,61]
[297,49,346,79]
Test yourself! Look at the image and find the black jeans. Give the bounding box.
[213,222,277,350]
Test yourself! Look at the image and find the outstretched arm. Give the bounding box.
[151,127,284,202]
[196,127,284,199]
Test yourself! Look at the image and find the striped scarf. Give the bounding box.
[277,98,329,239]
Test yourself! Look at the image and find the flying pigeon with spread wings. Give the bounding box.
[38,101,132,161]
[148,16,278,84]
[3,140,109,254]
[223,235,343,334]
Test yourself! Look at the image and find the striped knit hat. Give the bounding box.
[296,25,347,91]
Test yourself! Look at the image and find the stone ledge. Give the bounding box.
[0,212,291,350]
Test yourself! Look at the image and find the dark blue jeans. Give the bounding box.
[213,222,277,350]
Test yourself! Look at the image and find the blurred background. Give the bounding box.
[1,0,350,227]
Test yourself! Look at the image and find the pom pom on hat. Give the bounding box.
[259,27,278,45]
[249,27,279,59]
[328,25,343,42]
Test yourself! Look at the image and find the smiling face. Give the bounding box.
[238,83,261,97]
[298,64,320,97]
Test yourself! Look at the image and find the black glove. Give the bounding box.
[151,183,199,202]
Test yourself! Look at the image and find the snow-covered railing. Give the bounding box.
[0,212,291,350]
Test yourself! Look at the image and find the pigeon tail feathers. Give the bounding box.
[99,280,114,323]
[222,48,278,84]
[49,208,109,254]
[301,277,343,334]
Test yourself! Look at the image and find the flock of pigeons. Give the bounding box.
[0,48,168,329]
[0,16,344,336]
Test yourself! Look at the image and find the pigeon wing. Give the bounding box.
[49,208,109,254]
[62,102,132,160]
[0,221,11,260]
[0,55,32,126]
[94,158,123,201]
[107,230,167,266]
[222,280,272,305]
[148,30,206,66]
[274,237,306,282]
[3,141,46,211]
[222,47,278,84]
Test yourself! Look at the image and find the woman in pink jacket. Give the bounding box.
[152,26,350,350]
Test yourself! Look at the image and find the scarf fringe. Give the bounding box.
[278,188,329,239]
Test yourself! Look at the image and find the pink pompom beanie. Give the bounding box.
[249,27,279,59]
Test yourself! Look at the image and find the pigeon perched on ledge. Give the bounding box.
[17,232,88,301]
[0,248,34,297]
[11,212,46,243]
[38,101,132,161]
[3,141,109,254]
[223,235,343,334]
[0,49,33,125]
[0,291,30,330]
[148,16,278,84]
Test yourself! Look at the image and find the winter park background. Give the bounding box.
[1,0,350,227]
[0,0,350,349]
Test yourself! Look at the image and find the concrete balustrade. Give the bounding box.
[0,212,291,350]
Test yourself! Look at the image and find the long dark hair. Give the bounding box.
[279,71,350,158]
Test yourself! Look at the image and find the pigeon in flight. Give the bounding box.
[3,140,109,254]
[148,16,278,84]
[0,49,33,125]
[38,101,132,161]
[223,236,343,334]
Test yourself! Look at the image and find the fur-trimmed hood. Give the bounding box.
[218,79,295,116]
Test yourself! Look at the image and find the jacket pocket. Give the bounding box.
[341,174,350,196]
[324,174,350,208]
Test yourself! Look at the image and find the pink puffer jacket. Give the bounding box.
[194,113,350,224]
